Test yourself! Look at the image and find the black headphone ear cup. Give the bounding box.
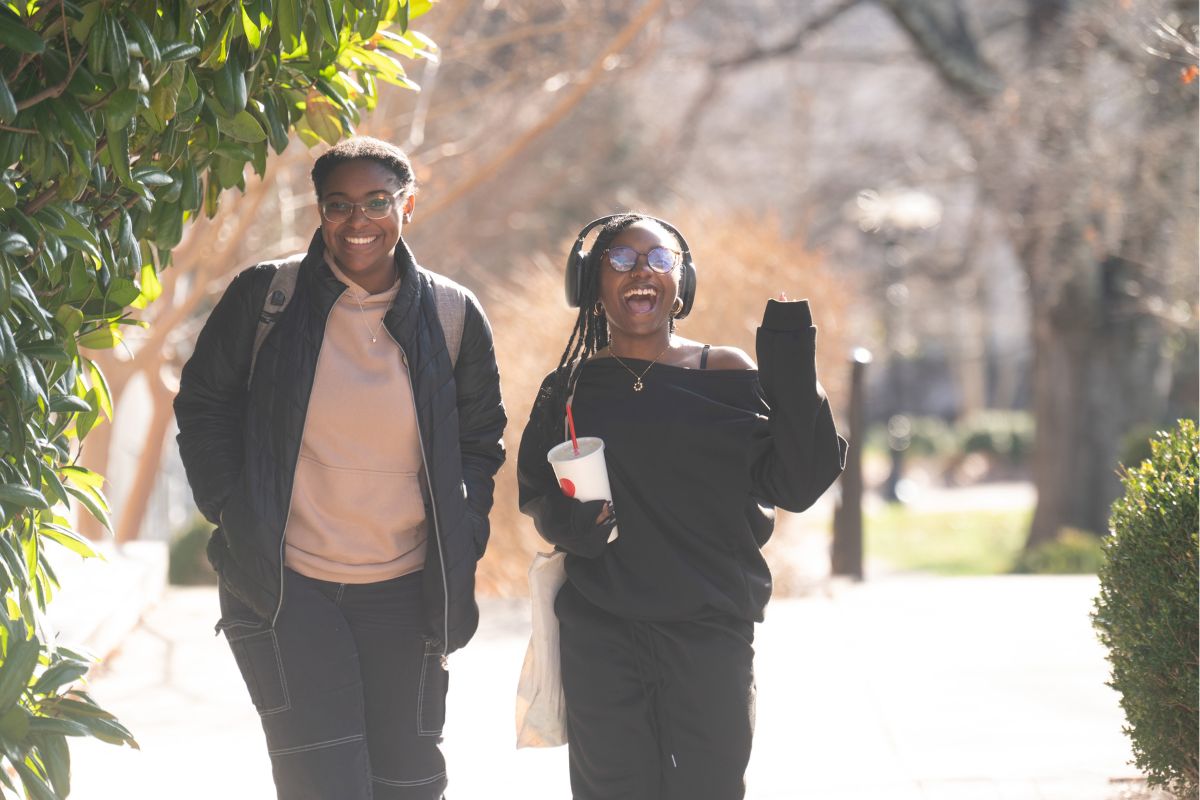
[676,259,697,319]
[565,248,589,307]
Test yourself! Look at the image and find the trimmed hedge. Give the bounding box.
[1093,419,1199,797]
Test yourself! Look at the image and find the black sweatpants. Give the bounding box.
[217,568,448,800]
[555,580,756,800]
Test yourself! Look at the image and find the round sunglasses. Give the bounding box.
[603,245,681,273]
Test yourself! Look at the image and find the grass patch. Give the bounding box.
[866,506,1033,575]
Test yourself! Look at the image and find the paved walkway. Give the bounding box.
[65,575,1141,799]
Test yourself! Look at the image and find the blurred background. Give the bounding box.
[45,1,1196,797]
[87,0,1196,594]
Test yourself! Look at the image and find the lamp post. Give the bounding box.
[832,348,872,579]
[854,188,942,503]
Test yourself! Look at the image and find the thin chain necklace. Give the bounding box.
[350,292,388,344]
[609,341,671,392]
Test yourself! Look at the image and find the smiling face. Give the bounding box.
[318,159,415,293]
[597,220,681,343]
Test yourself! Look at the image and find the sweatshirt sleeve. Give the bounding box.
[516,374,617,558]
[749,299,848,513]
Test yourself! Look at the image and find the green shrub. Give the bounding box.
[1012,527,1105,574]
[1120,423,1160,471]
[168,516,218,586]
[958,410,1035,463]
[1093,419,1199,797]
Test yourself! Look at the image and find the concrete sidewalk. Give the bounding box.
[66,576,1142,799]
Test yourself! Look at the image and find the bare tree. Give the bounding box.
[876,0,1199,546]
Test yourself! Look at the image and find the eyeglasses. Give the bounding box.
[319,190,406,223]
[603,245,680,273]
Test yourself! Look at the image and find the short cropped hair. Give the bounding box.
[310,136,416,198]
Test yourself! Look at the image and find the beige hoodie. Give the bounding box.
[283,258,427,583]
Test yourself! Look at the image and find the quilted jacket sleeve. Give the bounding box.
[173,267,269,524]
[453,291,507,528]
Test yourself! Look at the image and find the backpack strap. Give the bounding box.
[248,261,468,387]
[430,278,467,368]
[248,254,304,387]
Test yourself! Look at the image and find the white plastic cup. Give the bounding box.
[547,437,618,542]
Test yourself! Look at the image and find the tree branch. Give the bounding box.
[712,0,866,69]
[665,0,865,176]
[876,0,1004,103]
[417,0,669,220]
[15,49,85,111]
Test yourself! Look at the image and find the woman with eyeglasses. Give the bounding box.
[517,213,846,799]
[175,136,505,800]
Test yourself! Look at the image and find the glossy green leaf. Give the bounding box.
[159,41,201,63]
[0,10,46,54]
[0,76,16,125]
[0,484,48,510]
[218,109,267,142]
[124,14,161,74]
[241,2,262,48]
[32,662,89,696]
[104,13,131,81]
[54,306,84,337]
[0,635,39,709]
[76,326,123,350]
[0,706,30,742]
[104,125,138,193]
[83,360,110,419]
[138,263,163,304]
[63,484,110,532]
[0,231,32,257]
[0,317,15,363]
[12,759,56,800]
[38,524,99,560]
[34,731,70,797]
[28,717,89,737]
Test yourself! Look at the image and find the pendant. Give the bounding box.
[370,336,377,344]
[633,379,644,392]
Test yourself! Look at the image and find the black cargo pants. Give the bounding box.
[217,568,448,800]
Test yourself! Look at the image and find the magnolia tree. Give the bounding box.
[0,0,435,796]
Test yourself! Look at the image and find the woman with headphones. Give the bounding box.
[516,213,847,799]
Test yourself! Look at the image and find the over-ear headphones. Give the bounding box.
[564,214,697,320]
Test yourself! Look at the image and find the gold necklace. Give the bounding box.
[609,342,671,392]
[350,292,388,344]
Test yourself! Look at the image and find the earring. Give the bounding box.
[593,301,605,317]
[671,297,684,316]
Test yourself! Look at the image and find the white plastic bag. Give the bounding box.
[515,550,568,748]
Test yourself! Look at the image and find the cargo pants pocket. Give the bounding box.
[416,640,448,737]
[216,584,290,717]
[218,619,291,717]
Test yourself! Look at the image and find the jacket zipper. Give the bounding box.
[270,301,337,627]
[389,330,452,666]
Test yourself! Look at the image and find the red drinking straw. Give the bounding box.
[566,403,580,456]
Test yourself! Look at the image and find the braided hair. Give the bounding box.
[533,213,682,439]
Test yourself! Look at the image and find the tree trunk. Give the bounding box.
[114,369,177,543]
[1026,265,1171,548]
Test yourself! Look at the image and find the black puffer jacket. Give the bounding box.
[174,232,506,655]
